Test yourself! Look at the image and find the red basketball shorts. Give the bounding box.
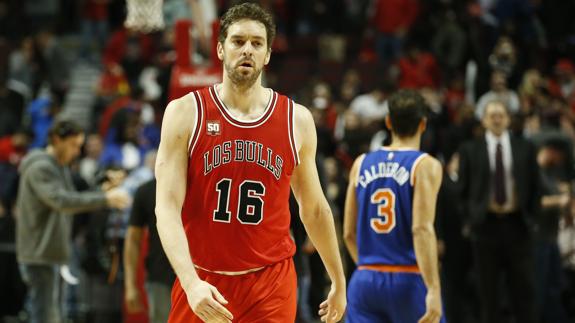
[168,257,297,323]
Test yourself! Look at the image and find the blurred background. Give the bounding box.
[1,0,575,322]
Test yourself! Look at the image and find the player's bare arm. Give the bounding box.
[343,154,365,264]
[155,95,233,323]
[412,156,443,323]
[124,226,145,313]
[290,103,346,323]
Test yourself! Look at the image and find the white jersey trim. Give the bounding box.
[187,91,204,156]
[288,99,300,166]
[410,153,428,186]
[210,85,278,128]
[354,154,367,188]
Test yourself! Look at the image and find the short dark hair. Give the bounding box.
[219,2,276,50]
[387,89,427,137]
[48,120,84,143]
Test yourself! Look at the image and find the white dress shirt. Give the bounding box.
[485,130,517,212]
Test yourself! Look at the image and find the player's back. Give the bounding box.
[355,147,427,267]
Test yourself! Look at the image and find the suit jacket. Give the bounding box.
[458,134,540,231]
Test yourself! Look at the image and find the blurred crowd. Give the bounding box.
[1,0,575,323]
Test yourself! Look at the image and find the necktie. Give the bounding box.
[494,142,507,205]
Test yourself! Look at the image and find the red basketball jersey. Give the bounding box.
[182,85,299,272]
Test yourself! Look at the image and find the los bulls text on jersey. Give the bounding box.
[182,85,299,272]
[355,148,428,266]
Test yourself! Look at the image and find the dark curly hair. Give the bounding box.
[219,2,276,50]
[48,120,84,144]
[388,90,428,137]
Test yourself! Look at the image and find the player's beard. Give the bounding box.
[225,60,262,88]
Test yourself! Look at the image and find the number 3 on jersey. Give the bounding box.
[370,188,396,233]
[213,178,265,225]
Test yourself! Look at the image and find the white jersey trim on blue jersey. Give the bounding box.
[379,146,419,152]
[355,154,367,188]
[410,153,428,186]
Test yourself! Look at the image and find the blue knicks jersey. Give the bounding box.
[355,148,428,266]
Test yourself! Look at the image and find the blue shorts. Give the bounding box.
[347,268,447,323]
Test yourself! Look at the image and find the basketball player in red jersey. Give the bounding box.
[155,3,346,323]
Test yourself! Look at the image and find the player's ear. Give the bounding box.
[217,42,224,61]
[385,116,393,131]
[419,117,427,133]
[264,48,271,65]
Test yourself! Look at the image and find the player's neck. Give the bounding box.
[389,136,420,150]
[218,79,266,114]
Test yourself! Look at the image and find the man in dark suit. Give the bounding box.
[458,101,540,323]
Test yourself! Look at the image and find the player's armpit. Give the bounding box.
[290,103,314,163]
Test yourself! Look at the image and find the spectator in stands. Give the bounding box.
[370,0,419,65]
[79,0,110,63]
[338,69,362,105]
[349,88,388,127]
[558,201,575,319]
[0,144,26,320]
[431,9,466,83]
[0,82,25,137]
[519,69,547,116]
[534,139,571,323]
[99,109,144,171]
[338,109,371,160]
[475,70,520,119]
[26,91,62,148]
[35,29,70,101]
[98,87,146,139]
[310,82,339,135]
[0,0,24,42]
[79,133,104,186]
[103,27,155,88]
[458,100,540,323]
[124,177,175,323]
[397,42,441,89]
[436,153,475,323]
[0,128,33,166]
[549,59,575,110]
[0,39,25,138]
[23,0,59,33]
[8,36,42,100]
[15,120,130,323]
[488,37,518,82]
[106,150,157,253]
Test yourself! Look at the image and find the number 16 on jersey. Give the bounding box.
[213,178,266,225]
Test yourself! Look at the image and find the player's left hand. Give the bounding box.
[418,290,442,323]
[318,283,346,322]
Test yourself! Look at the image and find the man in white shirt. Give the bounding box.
[349,89,388,126]
[475,71,520,119]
